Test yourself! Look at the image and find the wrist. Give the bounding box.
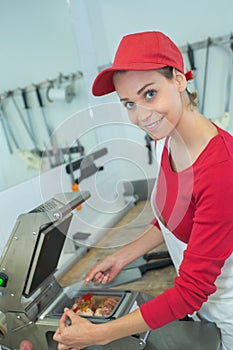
[111,250,131,270]
[94,323,110,346]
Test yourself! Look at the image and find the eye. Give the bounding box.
[124,101,135,110]
[144,89,156,100]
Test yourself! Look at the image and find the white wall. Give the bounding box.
[0,0,79,89]
[82,0,233,132]
[0,0,90,190]
[97,0,233,55]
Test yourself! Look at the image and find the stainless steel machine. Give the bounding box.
[0,191,153,350]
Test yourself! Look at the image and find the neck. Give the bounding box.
[171,109,216,147]
[169,110,218,171]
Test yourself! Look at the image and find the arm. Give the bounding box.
[86,224,164,285]
[140,160,233,329]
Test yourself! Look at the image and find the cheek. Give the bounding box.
[127,111,139,125]
[165,91,183,119]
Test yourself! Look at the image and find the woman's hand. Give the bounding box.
[86,225,164,286]
[85,254,123,286]
[53,307,150,349]
[53,308,101,349]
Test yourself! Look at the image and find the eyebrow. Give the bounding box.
[120,82,155,102]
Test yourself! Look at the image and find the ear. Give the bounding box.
[174,69,187,92]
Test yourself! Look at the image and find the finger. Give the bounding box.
[58,342,75,350]
[53,329,62,342]
[93,273,107,285]
[58,312,68,332]
[101,273,111,284]
[64,307,80,322]
[86,270,104,284]
[57,342,70,350]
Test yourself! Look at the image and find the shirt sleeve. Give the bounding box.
[140,160,233,329]
[150,217,161,230]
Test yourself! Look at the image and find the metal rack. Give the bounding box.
[179,32,233,53]
[0,70,83,101]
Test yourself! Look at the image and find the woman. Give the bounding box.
[54,31,233,350]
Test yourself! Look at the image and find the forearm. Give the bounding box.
[112,224,164,268]
[85,224,164,285]
[95,308,150,345]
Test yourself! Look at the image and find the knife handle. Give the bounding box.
[22,89,29,109]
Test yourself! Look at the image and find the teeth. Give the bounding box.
[145,117,163,130]
[147,122,158,129]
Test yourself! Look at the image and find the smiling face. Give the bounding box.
[113,69,187,140]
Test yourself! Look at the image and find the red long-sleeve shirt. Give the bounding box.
[140,126,233,329]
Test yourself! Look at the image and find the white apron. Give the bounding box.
[151,139,233,350]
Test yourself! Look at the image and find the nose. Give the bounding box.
[135,104,153,123]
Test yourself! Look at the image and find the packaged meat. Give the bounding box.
[71,293,119,317]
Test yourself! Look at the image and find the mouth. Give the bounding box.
[142,116,164,132]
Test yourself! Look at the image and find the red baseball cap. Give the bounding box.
[92,31,184,96]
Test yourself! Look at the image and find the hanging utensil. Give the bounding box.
[201,37,211,114]
[0,101,13,153]
[35,85,63,167]
[0,99,20,153]
[211,36,233,129]
[35,85,52,137]
[9,91,37,149]
[0,94,41,168]
[68,148,82,211]
[145,133,153,164]
[2,107,20,150]
[187,42,200,99]
[21,89,38,148]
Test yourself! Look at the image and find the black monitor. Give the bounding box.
[23,191,90,297]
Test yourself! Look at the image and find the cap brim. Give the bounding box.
[92,62,169,97]
[92,68,116,96]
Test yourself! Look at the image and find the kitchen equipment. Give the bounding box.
[145,133,153,164]
[201,37,211,114]
[35,86,52,138]
[65,147,107,183]
[35,86,63,167]
[10,93,36,148]
[186,42,200,100]
[212,37,233,129]
[21,89,38,150]
[0,191,91,349]
[68,147,82,210]
[0,104,13,153]
[0,102,20,153]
